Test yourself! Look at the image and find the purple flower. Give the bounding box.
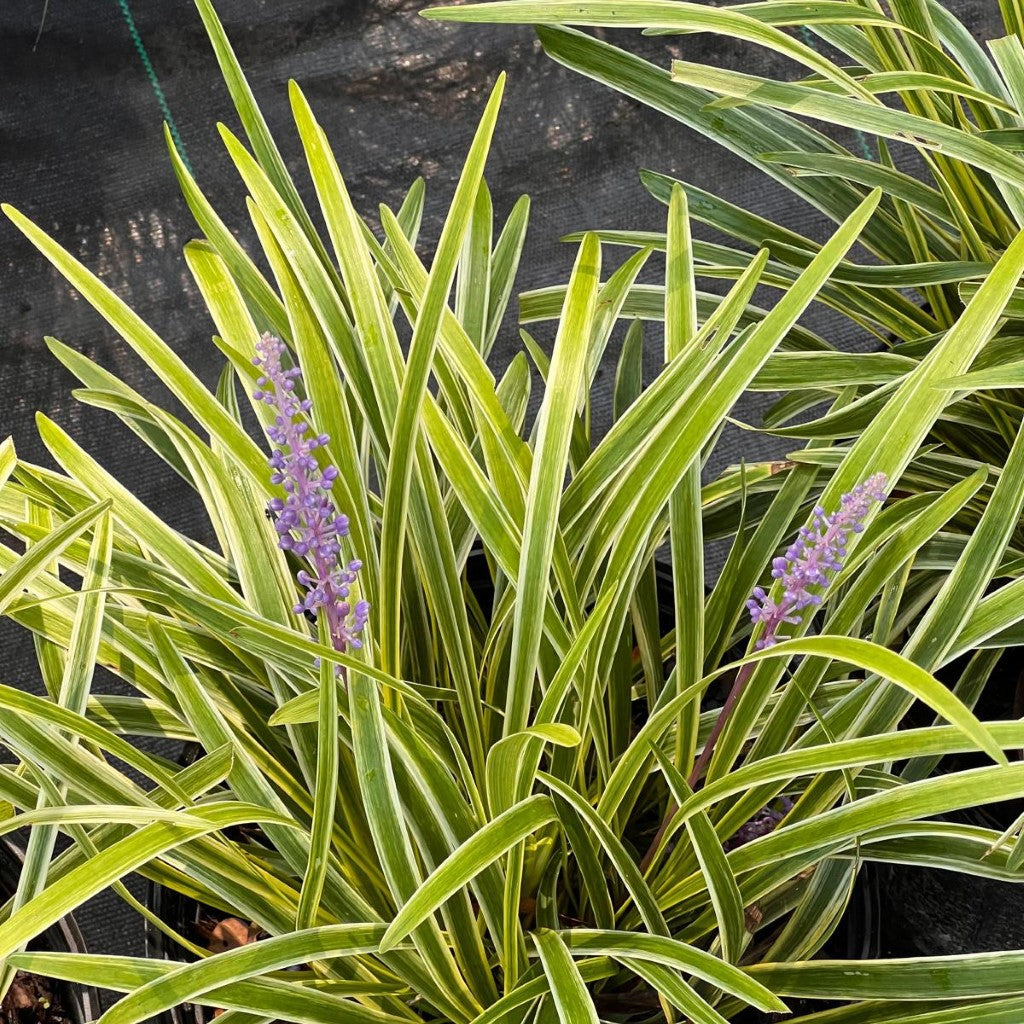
[747,473,887,648]
[253,334,368,664]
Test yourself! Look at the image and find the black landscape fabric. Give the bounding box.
[0,0,1006,973]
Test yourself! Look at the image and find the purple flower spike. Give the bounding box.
[747,473,888,649]
[253,333,367,665]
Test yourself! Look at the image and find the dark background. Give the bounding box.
[0,0,1012,983]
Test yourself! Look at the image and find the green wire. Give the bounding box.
[115,0,193,173]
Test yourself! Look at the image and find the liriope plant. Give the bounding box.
[425,0,1024,543]
[3,3,1024,1023]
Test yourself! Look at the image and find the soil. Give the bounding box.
[1,973,70,1024]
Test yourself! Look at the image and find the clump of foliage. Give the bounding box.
[2,3,1024,1024]
[426,0,1024,541]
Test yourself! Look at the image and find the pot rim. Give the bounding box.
[1,836,102,1024]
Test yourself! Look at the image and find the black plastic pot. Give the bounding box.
[0,839,100,1024]
[144,862,208,1024]
[867,648,1024,960]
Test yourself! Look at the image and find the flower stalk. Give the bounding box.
[641,475,888,872]
[253,333,368,666]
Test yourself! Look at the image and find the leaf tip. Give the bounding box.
[419,3,470,21]
[33,410,56,432]
[216,121,240,149]
[377,924,402,954]
[288,78,310,117]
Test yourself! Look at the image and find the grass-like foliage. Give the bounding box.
[2,2,1024,1022]
[425,0,1024,538]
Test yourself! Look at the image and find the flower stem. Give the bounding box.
[640,475,887,874]
[639,662,753,873]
